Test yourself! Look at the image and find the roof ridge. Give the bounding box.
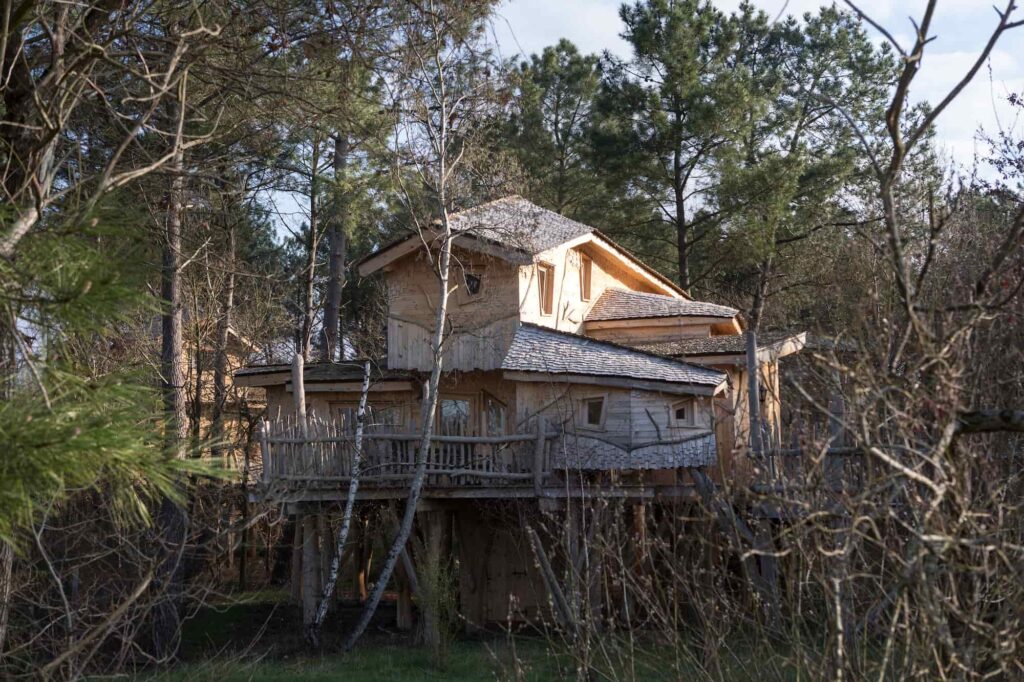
[450,194,523,218]
[517,322,725,380]
[606,286,736,308]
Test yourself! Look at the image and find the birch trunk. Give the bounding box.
[301,137,321,360]
[342,205,453,651]
[306,360,371,649]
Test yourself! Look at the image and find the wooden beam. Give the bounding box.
[584,316,731,330]
[503,370,722,396]
[533,417,547,496]
[285,380,415,393]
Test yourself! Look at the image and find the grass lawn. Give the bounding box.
[153,590,829,681]
[157,590,567,681]
[154,639,563,681]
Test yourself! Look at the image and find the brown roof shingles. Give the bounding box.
[501,323,726,388]
[586,288,738,322]
[449,196,594,255]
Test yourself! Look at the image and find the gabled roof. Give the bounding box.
[586,288,738,322]
[449,196,594,254]
[355,196,687,298]
[501,323,726,393]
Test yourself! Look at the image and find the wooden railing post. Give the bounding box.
[533,417,547,496]
[259,417,271,483]
[292,353,309,475]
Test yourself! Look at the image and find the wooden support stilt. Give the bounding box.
[418,510,451,649]
[395,556,414,632]
[302,515,319,627]
[290,519,302,603]
[690,468,778,623]
[533,417,547,496]
[356,521,372,603]
[317,514,332,600]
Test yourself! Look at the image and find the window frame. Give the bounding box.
[537,262,555,316]
[579,394,608,430]
[481,390,508,437]
[329,401,406,433]
[669,398,696,427]
[579,252,593,302]
[437,394,476,436]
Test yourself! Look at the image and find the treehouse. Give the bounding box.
[233,196,806,626]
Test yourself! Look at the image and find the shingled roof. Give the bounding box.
[502,323,726,389]
[630,331,811,359]
[585,288,737,322]
[234,362,411,385]
[449,196,594,255]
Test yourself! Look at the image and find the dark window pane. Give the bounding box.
[440,398,470,436]
[483,394,506,436]
[464,273,482,295]
[585,398,604,426]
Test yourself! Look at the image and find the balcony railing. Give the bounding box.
[258,418,557,491]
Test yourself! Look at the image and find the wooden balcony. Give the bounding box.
[254,419,712,503]
[257,418,564,501]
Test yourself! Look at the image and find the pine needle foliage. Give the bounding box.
[0,203,206,548]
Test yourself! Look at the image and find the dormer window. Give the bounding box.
[537,263,555,316]
[464,272,483,297]
[580,253,592,301]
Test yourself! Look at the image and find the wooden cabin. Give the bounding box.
[234,196,805,626]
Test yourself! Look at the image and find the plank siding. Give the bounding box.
[386,247,520,371]
[518,243,667,334]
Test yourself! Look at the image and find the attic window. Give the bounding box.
[580,253,592,301]
[670,399,694,427]
[464,272,483,296]
[538,263,555,316]
[582,396,606,428]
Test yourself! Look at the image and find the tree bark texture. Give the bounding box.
[321,135,349,363]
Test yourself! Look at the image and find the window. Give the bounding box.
[330,402,404,433]
[482,392,507,436]
[370,404,403,431]
[581,396,606,428]
[537,262,555,316]
[463,272,483,296]
[330,403,359,434]
[579,253,592,301]
[670,399,694,427]
[439,397,472,436]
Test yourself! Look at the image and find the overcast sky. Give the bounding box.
[489,0,1024,170]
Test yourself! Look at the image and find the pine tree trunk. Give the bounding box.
[0,540,12,656]
[321,135,348,363]
[153,84,190,659]
[211,222,236,461]
[673,147,690,291]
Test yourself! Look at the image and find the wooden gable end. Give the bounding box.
[517,233,683,335]
[384,244,521,371]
